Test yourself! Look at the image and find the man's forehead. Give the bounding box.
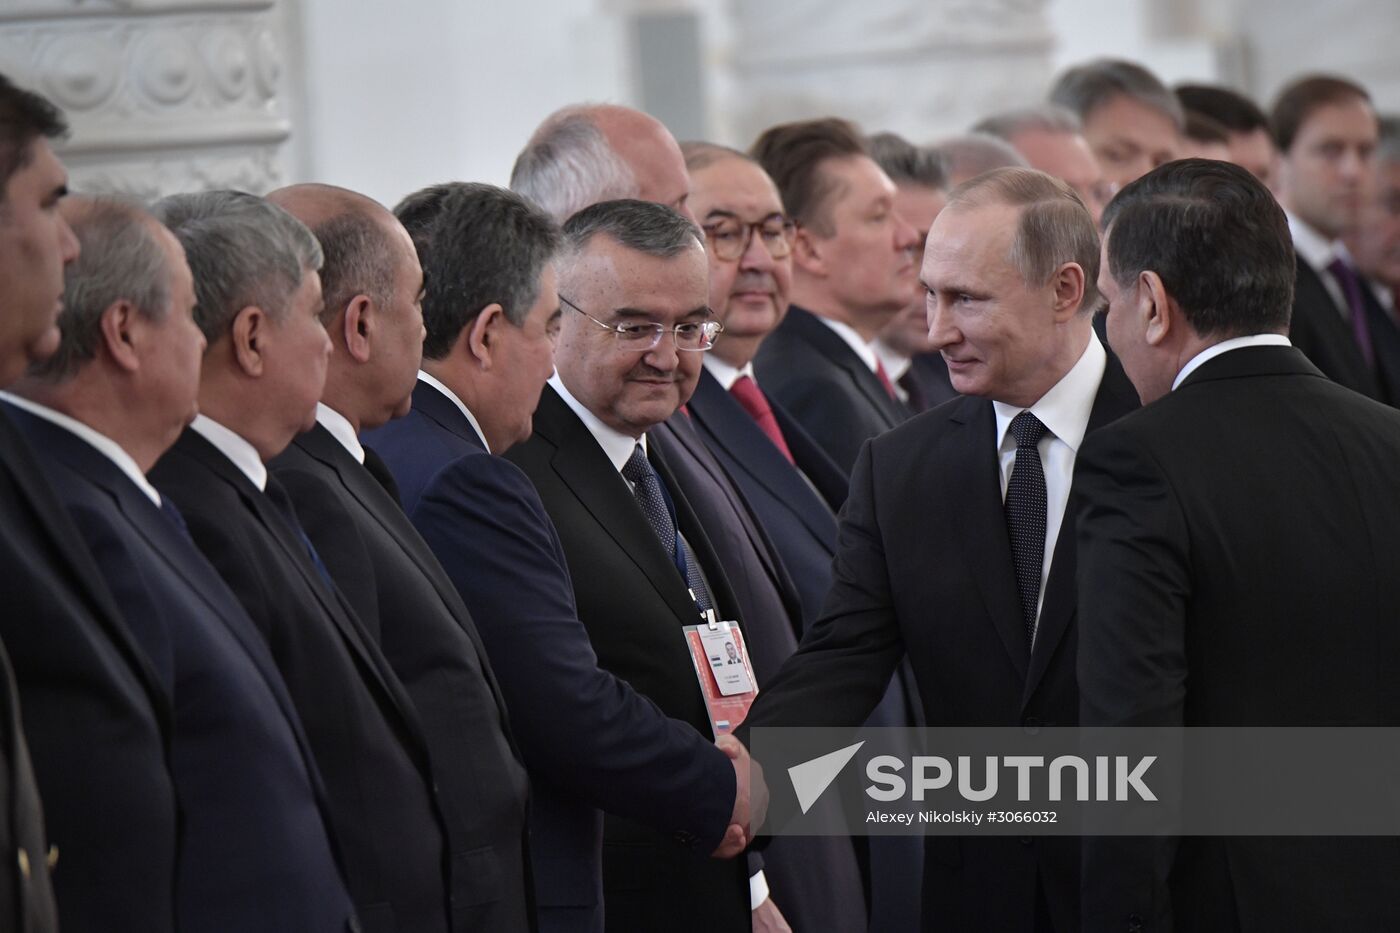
[693,161,782,214]
[572,239,706,306]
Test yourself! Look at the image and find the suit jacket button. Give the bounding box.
[1023,716,1042,736]
[16,847,29,880]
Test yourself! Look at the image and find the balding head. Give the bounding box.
[268,183,425,431]
[511,103,691,223]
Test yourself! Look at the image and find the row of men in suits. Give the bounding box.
[0,76,763,933]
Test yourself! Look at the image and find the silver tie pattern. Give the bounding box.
[622,443,714,613]
[1005,411,1048,646]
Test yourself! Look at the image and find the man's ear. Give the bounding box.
[98,300,141,373]
[229,305,269,377]
[1050,261,1087,321]
[340,294,373,364]
[465,303,505,371]
[1140,271,1174,347]
[790,225,826,276]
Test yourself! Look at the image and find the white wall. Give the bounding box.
[293,0,638,207]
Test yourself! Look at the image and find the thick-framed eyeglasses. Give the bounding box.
[559,294,724,352]
[700,215,796,262]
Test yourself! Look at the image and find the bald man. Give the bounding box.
[266,184,534,933]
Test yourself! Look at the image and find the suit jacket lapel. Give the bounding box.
[291,424,512,714]
[689,369,838,547]
[791,306,908,429]
[0,407,173,738]
[1022,351,1140,706]
[534,388,702,625]
[941,398,1031,679]
[175,430,422,740]
[411,380,488,450]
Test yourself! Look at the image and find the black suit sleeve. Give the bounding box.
[745,438,906,730]
[411,452,737,851]
[1074,425,1189,932]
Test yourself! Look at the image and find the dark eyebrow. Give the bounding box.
[704,209,739,222]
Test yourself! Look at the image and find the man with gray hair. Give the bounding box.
[3,194,355,933]
[506,199,757,933]
[929,131,1029,187]
[148,190,455,933]
[743,168,1138,933]
[867,131,958,412]
[1050,58,1183,191]
[975,105,1112,224]
[511,103,693,223]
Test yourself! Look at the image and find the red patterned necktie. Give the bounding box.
[729,375,795,465]
[874,358,898,400]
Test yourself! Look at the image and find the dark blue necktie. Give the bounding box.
[1005,411,1048,646]
[264,475,337,590]
[621,443,713,614]
[158,494,193,542]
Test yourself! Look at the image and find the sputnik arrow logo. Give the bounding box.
[788,741,865,814]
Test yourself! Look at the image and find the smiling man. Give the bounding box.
[744,168,1137,933]
[505,199,758,933]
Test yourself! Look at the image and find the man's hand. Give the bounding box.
[751,897,792,933]
[710,734,753,858]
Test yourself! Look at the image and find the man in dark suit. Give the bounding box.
[4,195,355,932]
[267,182,538,932]
[505,199,762,933]
[744,168,1139,933]
[361,182,753,933]
[146,190,452,933]
[1271,75,1399,404]
[1079,159,1400,931]
[750,118,920,473]
[0,74,174,933]
[867,131,959,414]
[1346,116,1400,384]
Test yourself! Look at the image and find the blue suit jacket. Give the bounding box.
[6,405,355,933]
[364,381,735,933]
[0,408,176,933]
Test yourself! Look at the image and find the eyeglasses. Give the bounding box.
[559,294,723,352]
[700,216,796,262]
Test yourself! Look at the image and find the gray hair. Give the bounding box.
[865,131,948,190]
[404,182,561,360]
[681,140,752,173]
[973,105,1084,142]
[151,190,323,344]
[305,211,397,325]
[559,198,700,266]
[1049,58,1185,131]
[930,133,1029,186]
[30,196,170,382]
[510,105,639,223]
[947,167,1101,313]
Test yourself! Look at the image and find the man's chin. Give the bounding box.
[26,324,62,367]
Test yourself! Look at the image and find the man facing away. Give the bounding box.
[1078,157,1400,932]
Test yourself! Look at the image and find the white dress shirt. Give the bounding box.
[991,335,1106,631]
[817,316,881,373]
[315,402,364,464]
[701,354,755,392]
[191,414,267,491]
[0,392,163,506]
[1287,210,1354,319]
[1172,333,1293,391]
[418,370,490,453]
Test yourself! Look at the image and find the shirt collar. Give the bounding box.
[417,370,490,453]
[816,316,880,373]
[872,338,913,382]
[548,373,646,473]
[1172,333,1293,390]
[702,354,755,391]
[315,402,364,464]
[191,413,267,492]
[0,391,163,507]
[992,334,1106,455]
[1286,209,1345,271]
